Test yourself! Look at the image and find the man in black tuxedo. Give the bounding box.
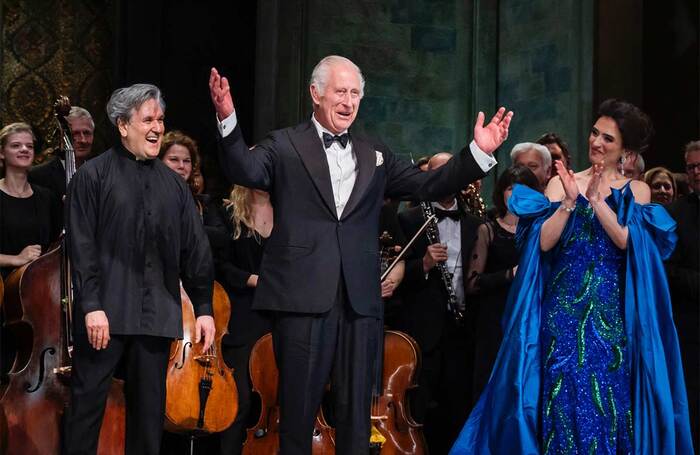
[396,152,483,454]
[208,55,512,454]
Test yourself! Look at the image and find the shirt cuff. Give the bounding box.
[469,141,497,173]
[217,111,238,138]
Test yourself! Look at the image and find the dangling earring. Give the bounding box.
[620,153,627,165]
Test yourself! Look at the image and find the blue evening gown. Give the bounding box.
[449,184,693,455]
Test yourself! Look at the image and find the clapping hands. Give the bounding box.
[473,107,514,154]
[555,160,579,202]
[585,162,604,204]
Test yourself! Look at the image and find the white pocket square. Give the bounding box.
[375,151,384,166]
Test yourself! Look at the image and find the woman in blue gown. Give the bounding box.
[450,99,694,454]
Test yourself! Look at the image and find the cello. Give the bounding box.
[0,97,125,455]
[164,282,238,434]
[369,330,426,454]
[243,332,335,454]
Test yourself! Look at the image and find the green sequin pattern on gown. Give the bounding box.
[540,194,632,454]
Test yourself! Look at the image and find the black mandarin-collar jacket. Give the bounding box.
[66,144,213,338]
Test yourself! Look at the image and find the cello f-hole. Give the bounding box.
[25,347,56,393]
[175,342,192,369]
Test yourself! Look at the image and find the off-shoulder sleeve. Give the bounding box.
[639,204,677,260]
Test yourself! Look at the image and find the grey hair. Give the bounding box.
[309,55,365,98]
[106,83,165,127]
[67,106,95,130]
[510,142,552,169]
[685,140,700,158]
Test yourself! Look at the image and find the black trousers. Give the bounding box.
[272,281,380,455]
[63,333,171,455]
[413,317,474,455]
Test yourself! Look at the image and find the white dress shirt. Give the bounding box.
[310,114,357,217]
[433,200,465,311]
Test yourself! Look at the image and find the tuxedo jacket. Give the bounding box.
[219,120,487,317]
[397,205,482,351]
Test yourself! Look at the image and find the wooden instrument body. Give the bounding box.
[0,245,125,454]
[243,333,335,454]
[372,330,426,455]
[165,282,238,434]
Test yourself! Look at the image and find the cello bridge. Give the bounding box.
[193,354,216,365]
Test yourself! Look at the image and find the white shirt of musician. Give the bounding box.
[432,200,465,312]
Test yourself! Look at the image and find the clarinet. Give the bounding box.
[419,202,465,325]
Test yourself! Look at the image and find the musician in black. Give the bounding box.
[396,152,482,455]
[64,84,216,455]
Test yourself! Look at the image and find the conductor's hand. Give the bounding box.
[85,310,110,350]
[423,243,448,273]
[473,107,514,154]
[195,315,216,353]
[209,68,235,121]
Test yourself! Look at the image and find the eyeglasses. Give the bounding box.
[687,163,700,172]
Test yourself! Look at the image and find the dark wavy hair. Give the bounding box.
[537,132,572,170]
[597,99,654,154]
[493,165,540,217]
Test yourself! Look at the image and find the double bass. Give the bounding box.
[243,333,335,454]
[0,97,125,454]
[164,282,238,435]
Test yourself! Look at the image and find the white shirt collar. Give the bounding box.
[311,114,349,142]
[433,199,458,211]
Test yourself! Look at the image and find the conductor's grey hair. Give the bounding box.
[106,83,165,127]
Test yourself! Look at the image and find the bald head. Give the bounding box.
[428,152,453,171]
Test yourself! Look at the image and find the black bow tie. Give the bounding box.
[434,207,461,221]
[322,132,349,148]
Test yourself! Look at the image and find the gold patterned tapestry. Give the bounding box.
[0,0,114,156]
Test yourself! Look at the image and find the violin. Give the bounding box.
[164,282,238,434]
[243,333,335,454]
[370,330,426,454]
[0,97,125,454]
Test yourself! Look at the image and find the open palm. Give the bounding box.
[555,160,579,201]
[473,107,514,154]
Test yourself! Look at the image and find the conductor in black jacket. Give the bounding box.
[208,55,512,455]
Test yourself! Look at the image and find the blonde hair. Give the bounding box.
[0,122,35,148]
[223,185,255,240]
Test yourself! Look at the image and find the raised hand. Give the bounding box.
[555,160,579,202]
[209,67,234,120]
[586,162,604,203]
[473,107,514,154]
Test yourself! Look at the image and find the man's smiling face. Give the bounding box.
[310,62,362,134]
[117,98,164,159]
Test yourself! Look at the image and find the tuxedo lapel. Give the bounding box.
[341,136,376,220]
[288,122,337,218]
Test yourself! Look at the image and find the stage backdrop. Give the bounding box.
[0,0,115,156]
